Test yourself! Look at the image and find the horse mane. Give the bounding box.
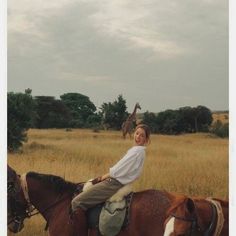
[166,196,229,217]
[27,172,77,194]
[166,195,187,216]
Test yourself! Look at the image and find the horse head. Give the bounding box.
[164,196,227,236]
[7,165,29,233]
[164,197,200,236]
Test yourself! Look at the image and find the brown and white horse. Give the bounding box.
[163,196,228,236]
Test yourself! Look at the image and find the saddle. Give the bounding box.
[74,182,133,236]
[87,192,133,236]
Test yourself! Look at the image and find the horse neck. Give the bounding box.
[27,177,67,220]
[195,199,228,235]
[195,200,213,229]
[222,203,229,235]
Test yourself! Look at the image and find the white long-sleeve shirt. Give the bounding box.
[109,146,146,185]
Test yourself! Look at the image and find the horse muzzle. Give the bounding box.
[8,216,24,233]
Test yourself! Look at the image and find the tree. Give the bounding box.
[100,95,128,130]
[178,106,213,133]
[7,90,36,152]
[179,106,196,132]
[142,111,159,133]
[211,120,229,138]
[60,93,96,128]
[156,109,184,134]
[148,105,212,135]
[194,106,213,132]
[34,96,71,128]
[85,113,102,129]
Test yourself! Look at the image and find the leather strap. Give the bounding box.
[206,198,225,236]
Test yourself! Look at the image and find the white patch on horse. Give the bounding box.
[164,217,175,236]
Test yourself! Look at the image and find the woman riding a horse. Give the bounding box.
[70,124,151,235]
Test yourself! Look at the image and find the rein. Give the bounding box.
[27,194,71,218]
[18,174,85,226]
[30,193,72,231]
[170,213,199,236]
[170,214,196,222]
[206,198,225,236]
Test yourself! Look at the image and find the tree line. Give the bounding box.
[7,89,228,152]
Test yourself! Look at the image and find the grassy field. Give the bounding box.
[8,129,228,236]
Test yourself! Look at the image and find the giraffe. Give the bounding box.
[122,103,141,139]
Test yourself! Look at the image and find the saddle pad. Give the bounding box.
[99,199,127,236]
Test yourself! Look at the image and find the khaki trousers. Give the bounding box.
[71,178,123,211]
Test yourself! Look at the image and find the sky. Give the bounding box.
[7,0,228,113]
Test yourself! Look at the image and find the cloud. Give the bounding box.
[8,1,68,44]
[88,0,189,58]
[8,0,226,61]
[7,0,228,111]
[58,72,112,83]
[8,0,192,59]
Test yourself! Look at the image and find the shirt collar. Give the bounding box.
[131,145,146,151]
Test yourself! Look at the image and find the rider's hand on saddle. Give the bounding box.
[91,176,102,185]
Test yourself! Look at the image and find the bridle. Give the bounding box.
[8,171,85,232]
[170,213,199,236]
[170,202,217,236]
[7,174,33,231]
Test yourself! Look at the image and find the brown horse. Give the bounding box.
[8,165,179,236]
[8,165,228,236]
[163,196,228,236]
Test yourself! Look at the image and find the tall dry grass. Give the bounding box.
[8,129,228,236]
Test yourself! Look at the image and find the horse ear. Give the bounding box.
[186,198,196,214]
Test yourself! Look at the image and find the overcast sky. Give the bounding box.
[7,0,228,113]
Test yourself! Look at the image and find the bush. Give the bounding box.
[211,120,229,138]
[8,91,36,152]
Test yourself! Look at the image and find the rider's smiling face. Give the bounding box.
[134,128,147,146]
